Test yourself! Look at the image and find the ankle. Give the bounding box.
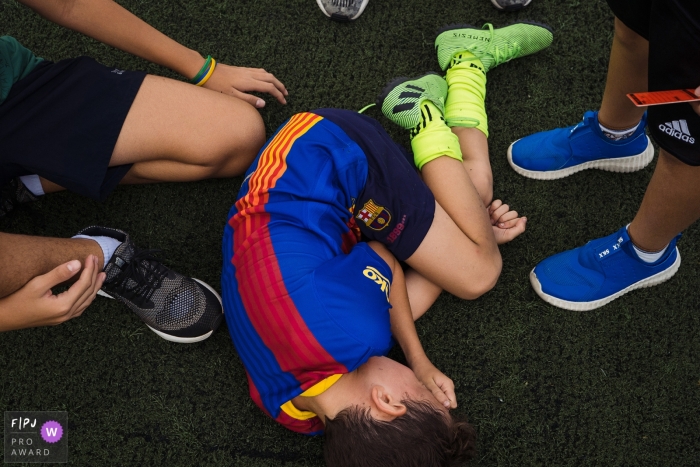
[597,113,643,132]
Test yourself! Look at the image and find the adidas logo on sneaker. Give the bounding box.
[658,120,695,144]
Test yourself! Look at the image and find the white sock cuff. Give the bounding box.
[18,175,45,196]
[632,243,668,263]
[72,235,123,266]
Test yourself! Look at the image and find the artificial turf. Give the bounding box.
[1,0,699,465]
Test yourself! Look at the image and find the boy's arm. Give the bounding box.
[18,0,287,107]
[367,241,457,409]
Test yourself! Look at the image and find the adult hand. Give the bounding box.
[204,63,288,108]
[0,255,105,331]
[692,86,700,116]
[412,359,458,409]
[487,199,527,245]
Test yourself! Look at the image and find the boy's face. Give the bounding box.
[358,356,449,421]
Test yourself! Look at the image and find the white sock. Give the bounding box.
[599,121,640,141]
[626,225,668,263]
[632,243,668,263]
[72,235,122,267]
[19,175,45,196]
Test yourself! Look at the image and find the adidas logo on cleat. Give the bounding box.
[658,120,695,144]
[392,85,426,114]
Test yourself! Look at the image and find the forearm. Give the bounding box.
[0,232,101,298]
[20,0,205,79]
[421,156,498,253]
[367,242,429,367]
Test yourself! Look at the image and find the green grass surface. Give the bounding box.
[2,0,699,465]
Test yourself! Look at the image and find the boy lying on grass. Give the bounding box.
[222,21,552,467]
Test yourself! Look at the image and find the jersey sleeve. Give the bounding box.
[0,36,43,104]
[311,242,395,363]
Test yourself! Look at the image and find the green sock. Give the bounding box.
[445,51,489,137]
[410,100,463,170]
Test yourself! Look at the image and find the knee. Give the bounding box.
[613,17,647,51]
[452,250,502,300]
[204,103,266,177]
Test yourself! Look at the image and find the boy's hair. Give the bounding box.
[323,399,477,467]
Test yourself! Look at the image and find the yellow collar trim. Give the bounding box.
[280,374,343,421]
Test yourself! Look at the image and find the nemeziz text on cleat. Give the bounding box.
[508,111,654,180]
[435,22,553,72]
[77,226,225,343]
[377,73,447,130]
[530,227,681,311]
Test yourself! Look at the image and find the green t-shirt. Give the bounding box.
[0,36,43,105]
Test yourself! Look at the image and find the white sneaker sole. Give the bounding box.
[98,278,223,344]
[490,0,532,10]
[316,0,369,20]
[530,248,681,311]
[507,136,654,180]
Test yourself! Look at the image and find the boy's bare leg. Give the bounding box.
[0,232,104,298]
[452,126,493,206]
[628,150,700,251]
[597,17,649,130]
[404,152,506,306]
[40,75,265,193]
[405,127,525,316]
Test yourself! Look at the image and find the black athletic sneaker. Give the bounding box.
[0,178,39,218]
[76,226,224,343]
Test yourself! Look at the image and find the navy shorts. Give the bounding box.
[607,0,700,165]
[0,56,145,200]
[313,109,436,261]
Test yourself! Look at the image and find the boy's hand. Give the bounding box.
[487,199,527,245]
[692,86,700,116]
[203,64,288,108]
[0,255,105,331]
[412,360,458,409]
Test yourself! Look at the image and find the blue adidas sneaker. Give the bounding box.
[508,111,654,180]
[530,227,681,311]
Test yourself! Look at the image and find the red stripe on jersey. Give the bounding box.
[232,113,348,393]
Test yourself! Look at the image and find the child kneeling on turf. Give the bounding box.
[221,21,552,467]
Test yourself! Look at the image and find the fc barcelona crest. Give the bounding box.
[356,199,392,231]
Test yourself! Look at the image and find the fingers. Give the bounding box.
[245,76,288,105]
[489,199,518,225]
[231,89,266,109]
[427,375,457,409]
[426,379,452,409]
[31,259,82,293]
[493,217,528,244]
[70,260,106,317]
[436,378,458,409]
[208,64,289,106]
[692,86,700,116]
[495,209,519,227]
[487,199,502,217]
[56,255,101,317]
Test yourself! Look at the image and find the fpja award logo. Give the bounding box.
[4,411,68,463]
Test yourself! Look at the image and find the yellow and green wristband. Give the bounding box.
[190,55,217,86]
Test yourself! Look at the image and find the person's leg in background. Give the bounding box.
[508,0,655,180]
[528,0,700,310]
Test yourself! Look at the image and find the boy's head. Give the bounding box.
[320,357,477,466]
[324,400,476,467]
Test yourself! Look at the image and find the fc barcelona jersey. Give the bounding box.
[221,109,434,434]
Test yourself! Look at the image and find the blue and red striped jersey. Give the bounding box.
[222,112,395,435]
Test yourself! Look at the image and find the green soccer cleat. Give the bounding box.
[435,22,553,72]
[377,73,448,131]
